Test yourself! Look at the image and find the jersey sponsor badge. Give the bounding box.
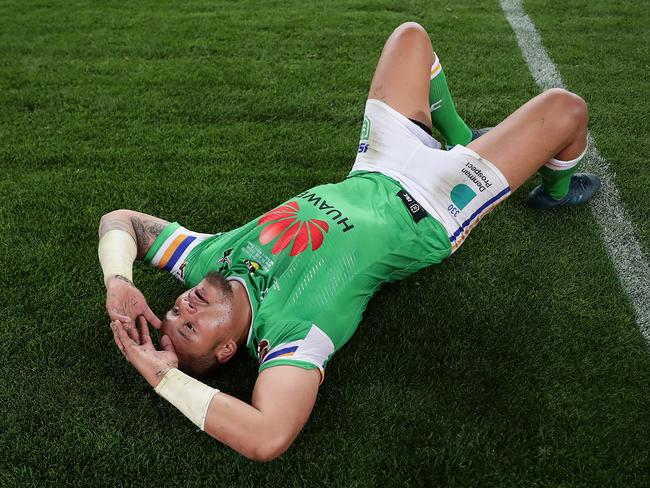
[216,248,233,271]
[358,116,371,153]
[396,189,428,223]
[360,115,371,141]
[257,201,330,256]
[450,184,476,210]
[178,262,188,280]
[244,259,260,275]
[461,161,493,193]
[257,339,270,363]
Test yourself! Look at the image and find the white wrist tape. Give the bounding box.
[154,368,218,430]
[98,229,137,286]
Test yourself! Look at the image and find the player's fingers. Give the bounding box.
[114,319,137,350]
[144,306,162,329]
[108,312,131,323]
[137,315,147,338]
[127,319,141,344]
[160,334,176,354]
[122,319,138,343]
[110,322,127,358]
[136,315,149,344]
[139,317,153,347]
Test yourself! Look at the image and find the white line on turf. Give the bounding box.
[500,0,650,344]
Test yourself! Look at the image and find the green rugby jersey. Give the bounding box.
[144,172,451,380]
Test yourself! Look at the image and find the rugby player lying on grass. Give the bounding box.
[99,22,600,461]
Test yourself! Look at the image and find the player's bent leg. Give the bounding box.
[352,23,448,195]
[368,22,434,128]
[467,88,590,193]
[368,22,481,145]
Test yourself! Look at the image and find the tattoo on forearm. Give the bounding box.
[131,217,149,251]
[147,221,165,237]
[131,217,165,257]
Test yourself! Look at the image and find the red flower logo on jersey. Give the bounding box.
[257,201,329,256]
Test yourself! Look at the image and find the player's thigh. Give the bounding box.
[368,22,434,128]
[468,89,588,191]
[467,88,588,191]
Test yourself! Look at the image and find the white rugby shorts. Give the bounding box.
[351,99,511,252]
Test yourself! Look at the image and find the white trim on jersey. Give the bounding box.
[260,324,335,374]
[228,276,255,342]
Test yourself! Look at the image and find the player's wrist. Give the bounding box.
[154,368,219,431]
[151,365,175,388]
[106,274,134,288]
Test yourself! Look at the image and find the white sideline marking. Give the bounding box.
[501,0,650,343]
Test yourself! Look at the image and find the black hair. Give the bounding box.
[179,353,219,378]
[205,271,233,298]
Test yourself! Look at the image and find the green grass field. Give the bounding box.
[2,0,649,486]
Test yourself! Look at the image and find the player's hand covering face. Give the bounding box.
[160,272,235,374]
[110,318,178,388]
[105,276,162,329]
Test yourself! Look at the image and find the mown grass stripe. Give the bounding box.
[501,0,650,344]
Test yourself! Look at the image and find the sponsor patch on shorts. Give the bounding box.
[396,189,428,223]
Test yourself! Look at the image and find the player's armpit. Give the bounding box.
[99,209,169,259]
[203,366,320,462]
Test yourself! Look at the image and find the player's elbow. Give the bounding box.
[98,209,133,237]
[247,435,292,462]
[101,209,132,222]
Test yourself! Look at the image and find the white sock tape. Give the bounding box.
[546,143,588,170]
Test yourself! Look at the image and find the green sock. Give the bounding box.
[429,56,472,146]
[538,161,581,200]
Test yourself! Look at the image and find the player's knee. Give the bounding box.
[543,88,589,133]
[567,92,588,130]
[391,21,429,44]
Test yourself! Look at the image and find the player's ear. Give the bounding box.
[215,339,237,364]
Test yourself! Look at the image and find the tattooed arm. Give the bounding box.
[99,210,169,329]
[98,209,169,259]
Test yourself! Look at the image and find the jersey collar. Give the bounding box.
[226,276,254,347]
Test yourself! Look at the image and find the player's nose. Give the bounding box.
[181,297,197,314]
